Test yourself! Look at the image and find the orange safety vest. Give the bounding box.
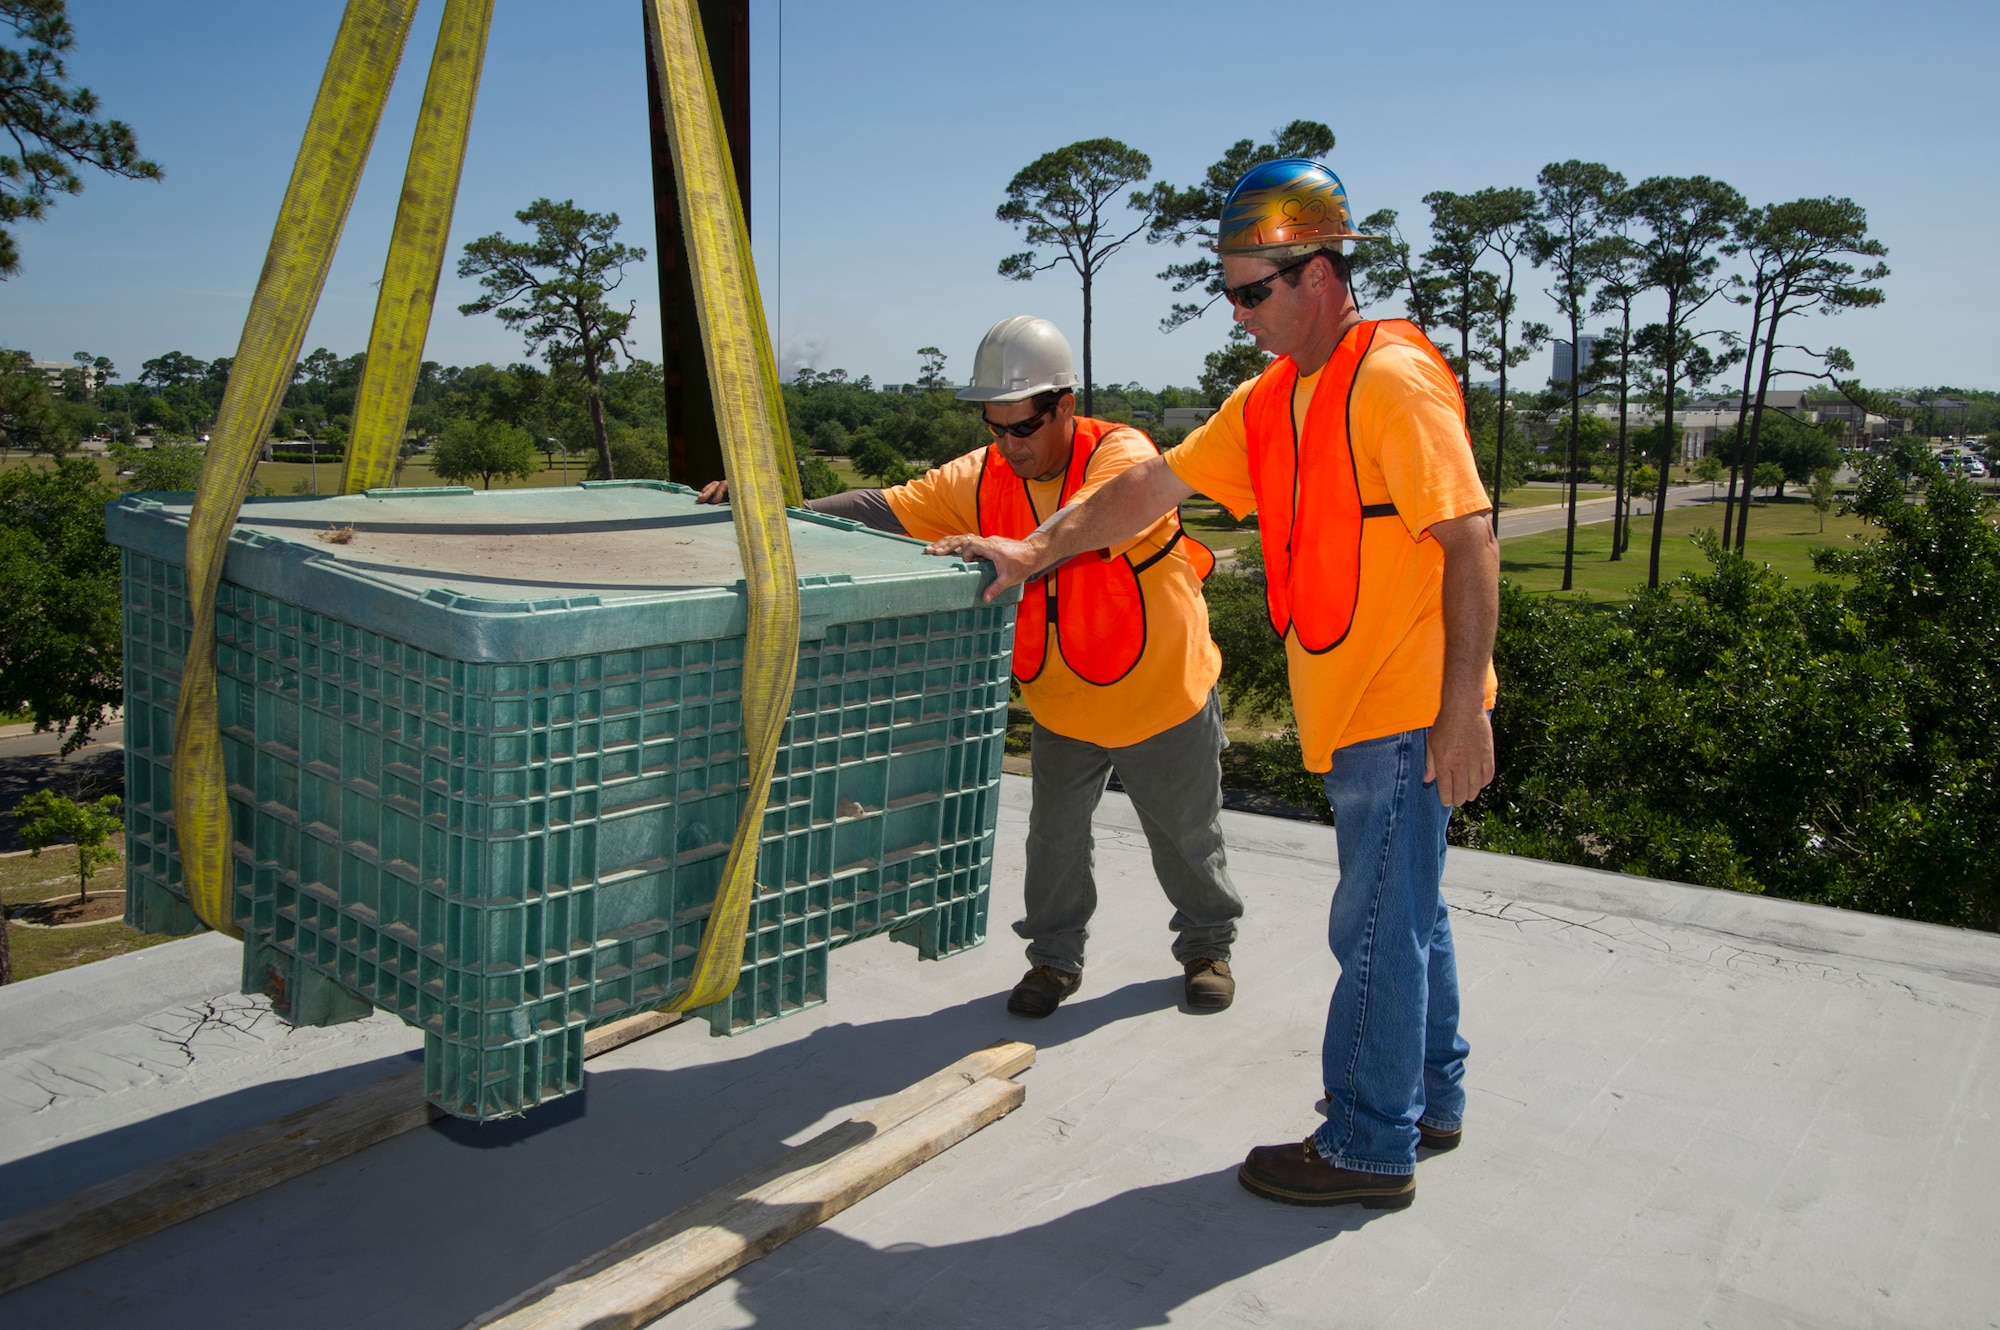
[977,416,1215,686]
[1245,319,1468,653]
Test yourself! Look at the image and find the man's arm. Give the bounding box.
[694,480,907,535]
[1423,511,1499,808]
[925,454,1195,603]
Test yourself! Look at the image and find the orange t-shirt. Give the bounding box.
[1164,340,1498,772]
[885,427,1220,749]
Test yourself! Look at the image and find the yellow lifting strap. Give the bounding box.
[644,0,800,1010]
[343,0,494,494]
[171,0,798,1017]
[171,0,420,937]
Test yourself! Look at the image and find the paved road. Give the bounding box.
[0,720,123,762]
[1208,484,1725,561]
[0,722,124,852]
[1498,483,1720,540]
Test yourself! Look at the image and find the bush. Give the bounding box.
[1203,535,1290,724]
[1464,460,2000,929]
[798,454,844,500]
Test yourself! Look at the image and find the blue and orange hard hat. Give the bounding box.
[1217,158,1381,255]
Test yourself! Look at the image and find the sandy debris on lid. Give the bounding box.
[313,527,746,591]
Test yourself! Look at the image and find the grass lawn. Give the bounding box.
[2,836,179,983]
[1501,495,1875,601]
[1496,483,1613,511]
[1180,499,1260,553]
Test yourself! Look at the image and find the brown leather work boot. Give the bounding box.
[1238,1139,1416,1209]
[1183,957,1235,1010]
[1006,965,1081,1018]
[1419,1122,1462,1151]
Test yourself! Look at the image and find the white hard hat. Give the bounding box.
[956,315,1080,403]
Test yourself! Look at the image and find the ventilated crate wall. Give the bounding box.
[120,550,1010,1120]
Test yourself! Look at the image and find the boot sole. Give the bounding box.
[1237,1166,1416,1210]
[1185,990,1234,1010]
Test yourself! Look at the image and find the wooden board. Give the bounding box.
[0,1007,684,1294]
[464,1040,1036,1330]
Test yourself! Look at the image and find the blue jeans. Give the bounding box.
[1311,727,1469,1176]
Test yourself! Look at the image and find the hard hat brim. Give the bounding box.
[955,380,1077,403]
[1220,231,1384,255]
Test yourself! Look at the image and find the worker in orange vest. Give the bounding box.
[931,161,1500,1210]
[699,315,1242,1018]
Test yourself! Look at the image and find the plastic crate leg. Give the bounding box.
[241,934,371,1027]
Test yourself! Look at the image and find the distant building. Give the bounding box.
[1586,402,1660,427]
[1675,410,1736,461]
[1685,391,1813,418]
[23,356,107,394]
[1162,407,1215,432]
[1551,337,1597,389]
[1812,400,1904,441]
[879,382,966,396]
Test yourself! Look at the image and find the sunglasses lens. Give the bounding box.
[1226,279,1271,309]
[986,407,1050,438]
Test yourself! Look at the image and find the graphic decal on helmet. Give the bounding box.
[1218,159,1383,255]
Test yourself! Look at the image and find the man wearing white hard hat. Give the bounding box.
[700,316,1242,1017]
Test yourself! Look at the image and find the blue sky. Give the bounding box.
[2,0,1994,395]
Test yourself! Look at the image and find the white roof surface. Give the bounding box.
[4,775,1997,1328]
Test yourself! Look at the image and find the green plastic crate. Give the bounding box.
[108,482,1015,1120]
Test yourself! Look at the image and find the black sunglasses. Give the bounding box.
[1222,254,1315,309]
[982,401,1058,439]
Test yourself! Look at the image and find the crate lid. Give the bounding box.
[107,481,1014,661]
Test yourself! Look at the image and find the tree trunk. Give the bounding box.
[1610,302,1632,561]
[1734,290,1790,554]
[1648,298,1679,589]
[1458,317,1472,416]
[1081,266,1094,419]
[1721,278,1767,548]
[1561,315,1583,589]
[587,376,614,481]
[1492,269,1512,535]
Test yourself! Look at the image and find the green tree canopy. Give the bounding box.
[1525,160,1626,588]
[13,788,120,902]
[0,0,160,277]
[1,347,67,455]
[1135,119,1335,332]
[430,417,538,489]
[459,199,644,482]
[1198,340,1269,408]
[0,456,120,749]
[111,437,203,491]
[997,137,1153,417]
[1622,174,1747,585]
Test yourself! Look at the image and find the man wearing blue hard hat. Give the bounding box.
[930,159,1500,1209]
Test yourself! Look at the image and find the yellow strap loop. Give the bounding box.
[646,0,800,1010]
[171,0,419,937]
[173,0,789,1019]
[343,0,494,494]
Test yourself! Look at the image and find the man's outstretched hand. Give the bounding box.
[925,533,1041,603]
[695,479,729,504]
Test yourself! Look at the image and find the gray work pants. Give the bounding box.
[1016,690,1242,974]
